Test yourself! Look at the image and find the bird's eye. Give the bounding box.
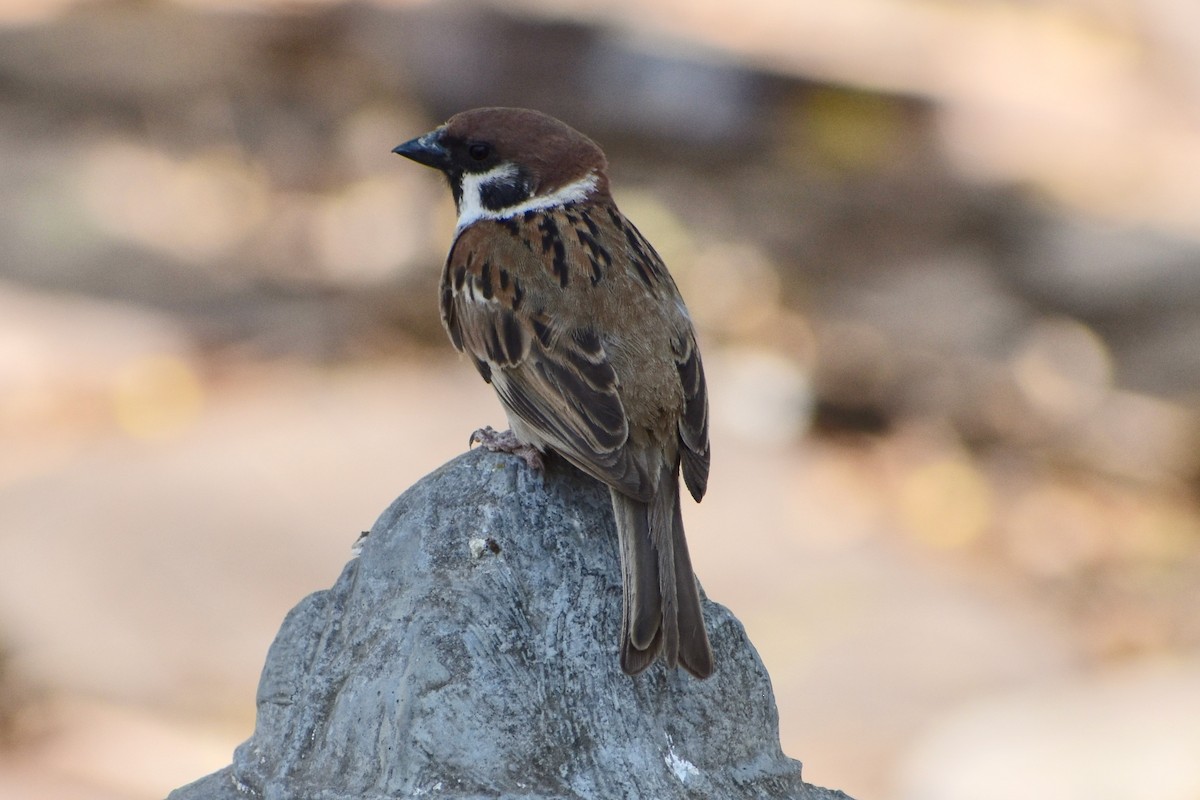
[467,142,491,161]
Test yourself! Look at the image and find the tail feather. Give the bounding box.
[613,492,661,670]
[647,474,679,669]
[671,489,713,678]
[611,473,713,678]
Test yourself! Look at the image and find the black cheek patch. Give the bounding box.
[479,173,533,212]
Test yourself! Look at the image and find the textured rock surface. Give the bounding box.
[168,448,851,800]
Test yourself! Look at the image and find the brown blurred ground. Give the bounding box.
[2,1,1200,799]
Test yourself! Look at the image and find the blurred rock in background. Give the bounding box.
[1,1,1199,799]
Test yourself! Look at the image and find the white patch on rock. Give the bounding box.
[468,537,489,559]
[665,746,700,783]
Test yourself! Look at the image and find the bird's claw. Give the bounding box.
[468,426,545,472]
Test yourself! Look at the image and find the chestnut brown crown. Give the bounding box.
[393,107,610,216]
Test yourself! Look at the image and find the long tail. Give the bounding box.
[611,476,713,679]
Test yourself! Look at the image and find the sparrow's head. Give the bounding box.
[393,107,609,230]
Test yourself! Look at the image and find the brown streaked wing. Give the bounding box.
[673,332,710,503]
[603,203,710,503]
[442,222,652,502]
[441,236,529,368]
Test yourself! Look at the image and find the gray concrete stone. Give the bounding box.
[167,448,851,800]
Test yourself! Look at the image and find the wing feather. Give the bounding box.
[442,222,652,501]
[673,333,710,502]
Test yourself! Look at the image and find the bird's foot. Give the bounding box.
[468,426,545,472]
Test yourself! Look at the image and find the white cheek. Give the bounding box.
[456,170,600,233]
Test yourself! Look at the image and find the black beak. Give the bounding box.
[392,130,451,171]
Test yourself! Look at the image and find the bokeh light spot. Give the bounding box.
[1011,317,1113,425]
[77,142,269,264]
[111,356,204,441]
[897,456,994,549]
[799,88,904,173]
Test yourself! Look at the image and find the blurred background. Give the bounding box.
[2,0,1200,798]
